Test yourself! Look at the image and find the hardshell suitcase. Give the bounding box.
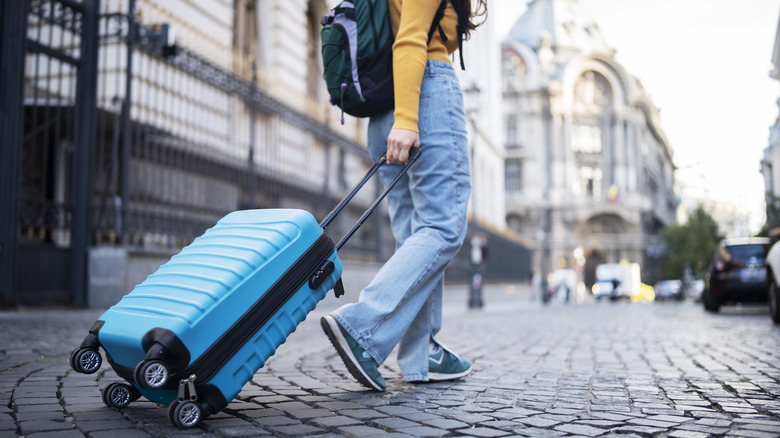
[70,151,419,429]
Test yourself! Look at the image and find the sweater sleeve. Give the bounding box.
[391,1,442,132]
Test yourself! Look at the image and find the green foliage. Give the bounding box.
[657,206,723,280]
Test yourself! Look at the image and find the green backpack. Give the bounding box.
[321,0,462,123]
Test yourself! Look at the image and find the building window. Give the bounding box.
[575,166,602,198]
[571,124,601,154]
[502,49,527,90]
[571,70,609,200]
[571,71,609,156]
[505,159,523,192]
[573,71,609,114]
[233,0,257,77]
[306,1,327,98]
[506,116,518,148]
[647,176,658,198]
[657,154,666,184]
[338,149,347,188]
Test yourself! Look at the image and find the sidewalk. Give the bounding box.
[2,281,780,437]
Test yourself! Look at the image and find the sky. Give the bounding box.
[493,0,780,235]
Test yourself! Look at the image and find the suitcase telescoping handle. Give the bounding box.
[320,148,421,251]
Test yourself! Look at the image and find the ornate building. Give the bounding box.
[762,9,780,230]
[501,0,677,286]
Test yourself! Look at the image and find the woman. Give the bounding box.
[321,0,488,391]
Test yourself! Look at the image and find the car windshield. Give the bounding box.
[726,244,766,262]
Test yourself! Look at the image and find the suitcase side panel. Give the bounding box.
[208,251,342,405]
[97,209,322,368]
[136,250,343,406]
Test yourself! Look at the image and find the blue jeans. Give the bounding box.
[332,61,471,381]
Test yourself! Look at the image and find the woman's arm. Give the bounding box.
[391,1,441,134]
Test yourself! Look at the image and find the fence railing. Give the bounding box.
[88,1,390,260]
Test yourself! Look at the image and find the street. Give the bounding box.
[1,283,779,437]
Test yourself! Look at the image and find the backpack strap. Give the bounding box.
[426,0,466,70]
[455,2,467,70]
[427,0,448,45]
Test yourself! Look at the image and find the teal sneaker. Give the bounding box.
[428,342,472,381]
[321,315,386,391]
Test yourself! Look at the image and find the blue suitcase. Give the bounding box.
[70,151,419,428]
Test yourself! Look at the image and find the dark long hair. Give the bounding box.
[451,0,487,39]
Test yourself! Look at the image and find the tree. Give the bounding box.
[657,206,723,280]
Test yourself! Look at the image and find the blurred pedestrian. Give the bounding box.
[468,232,488,309]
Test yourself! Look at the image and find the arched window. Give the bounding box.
[232,0,257,78]
[502,49,527,90]
[571,71,611,198]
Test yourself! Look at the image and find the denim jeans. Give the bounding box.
[332,61,471,381]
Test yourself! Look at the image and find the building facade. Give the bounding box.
[501,0,677,286]
[762,10,780,230]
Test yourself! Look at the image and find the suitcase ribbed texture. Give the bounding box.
[116,224,298,323]
[97,210,330,372]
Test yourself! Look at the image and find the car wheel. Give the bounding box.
[770,282,780,324]
[703,289,720,313]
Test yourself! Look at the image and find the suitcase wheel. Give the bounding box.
[168,399,203,429]
[134,359,169,389]
[101,382,140,409]
[70,347,102,374]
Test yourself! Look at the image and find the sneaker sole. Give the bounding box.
[320,315,384,391]
[428,364,473,382]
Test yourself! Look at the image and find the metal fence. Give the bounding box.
[1,0,100,307]
[94,1,384,247]
[1,0,389,307]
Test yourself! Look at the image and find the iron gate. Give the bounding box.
[1,0,99,307]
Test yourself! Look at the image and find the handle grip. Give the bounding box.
[319,148,421,250]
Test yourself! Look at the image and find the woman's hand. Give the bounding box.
[386,128,420,163]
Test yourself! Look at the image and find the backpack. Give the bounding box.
[321,0,465,123]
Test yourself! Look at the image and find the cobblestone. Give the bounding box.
[1,283,779,436]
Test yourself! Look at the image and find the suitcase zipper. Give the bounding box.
[176,232,336,388]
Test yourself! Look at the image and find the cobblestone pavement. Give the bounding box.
[2,283,780,437]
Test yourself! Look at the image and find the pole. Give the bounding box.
[120,0,136,244]
[0,0,30,308]
[72,0,100,307]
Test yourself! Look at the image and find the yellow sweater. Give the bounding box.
[388,0,460,132]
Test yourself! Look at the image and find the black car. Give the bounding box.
[703,237,771,312]
[654,280,684,301]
